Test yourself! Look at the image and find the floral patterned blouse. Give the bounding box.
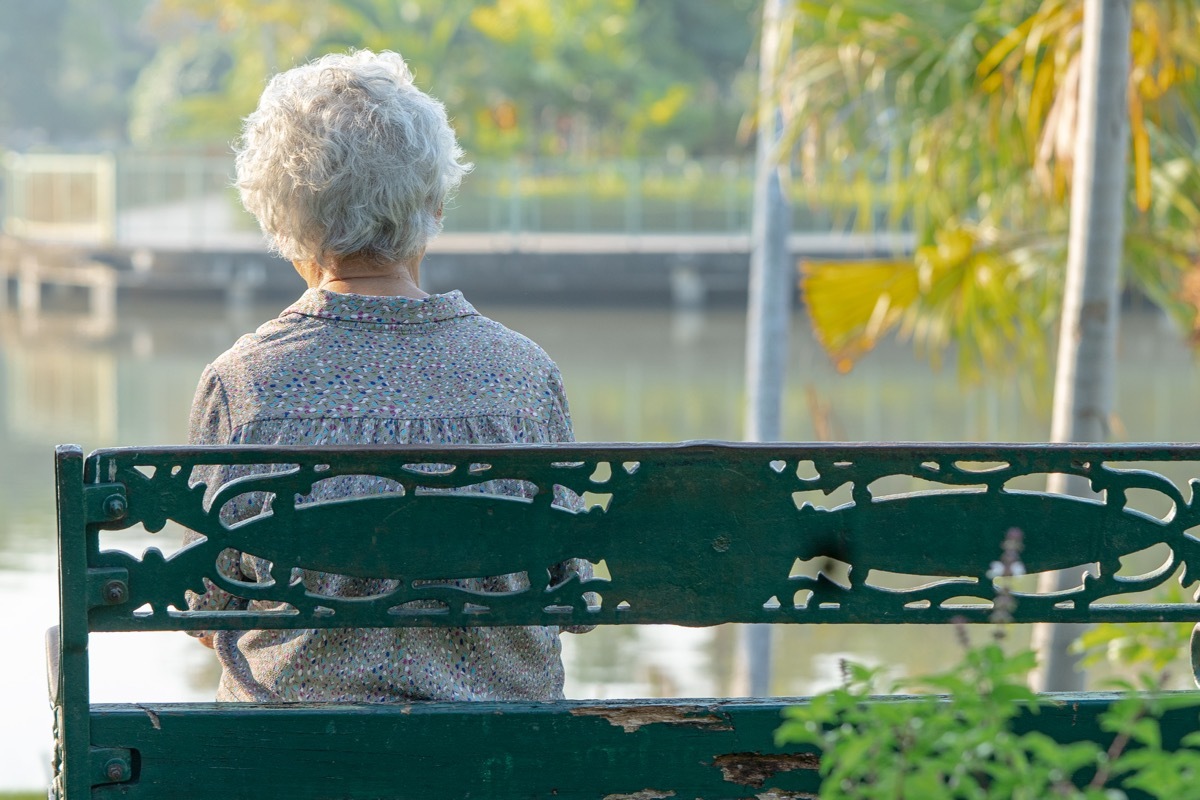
[185,288,587,703]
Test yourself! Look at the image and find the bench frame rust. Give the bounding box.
[51,441,1200,798]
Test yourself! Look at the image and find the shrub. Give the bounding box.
[776,530,1200,798]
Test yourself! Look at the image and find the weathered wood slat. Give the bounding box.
[87,693,1198,800]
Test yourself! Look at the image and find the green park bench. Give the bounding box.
[48,441,1200,798]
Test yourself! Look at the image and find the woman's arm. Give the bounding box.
[546,367,596,633]
[184,366,251,640]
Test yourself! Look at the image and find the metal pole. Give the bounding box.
[1031,0,1131,693]
[743,0,792,698]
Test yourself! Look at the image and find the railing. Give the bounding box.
[3,150,904,249]
[71,441,1200,631]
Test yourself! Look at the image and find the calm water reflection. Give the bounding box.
[2,295,1197,789]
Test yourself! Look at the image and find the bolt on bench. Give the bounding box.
[50,442,1200,798]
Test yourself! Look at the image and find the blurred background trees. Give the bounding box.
[5,0,1200,377]
[0,0,153,147]
[0,0,757,160]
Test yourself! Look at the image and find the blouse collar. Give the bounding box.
[284,288,479,325]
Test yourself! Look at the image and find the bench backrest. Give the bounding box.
[52,441,1200,798]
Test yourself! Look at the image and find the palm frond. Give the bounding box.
[780,0,1200,381]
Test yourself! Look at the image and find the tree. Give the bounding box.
[1030,0,1132,693]
[788,0,1200,386]
[130,0,757,159]
[743,0,794,698]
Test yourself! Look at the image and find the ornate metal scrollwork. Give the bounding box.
[83,443,1200,633]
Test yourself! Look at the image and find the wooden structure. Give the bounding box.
[49,442,1200,798]
[0,237,269,328]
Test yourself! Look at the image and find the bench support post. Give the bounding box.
[55,445,93,799]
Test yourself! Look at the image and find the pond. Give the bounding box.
[2,292,1197,790]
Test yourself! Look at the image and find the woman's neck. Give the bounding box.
[294,254,429,299]
[316,274,428,298]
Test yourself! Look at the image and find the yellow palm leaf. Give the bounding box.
[1129,93,1153,212]
[801,259,922,372]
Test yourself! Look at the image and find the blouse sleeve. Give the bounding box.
[546,366,576,445]
[183,366,250,629]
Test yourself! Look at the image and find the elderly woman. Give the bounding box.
[185,50,587,703]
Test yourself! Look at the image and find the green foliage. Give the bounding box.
[131,0,756,159]
[1077,582,1195,678]
[0,0,757,155]
[778,641,1093,799]
[777,632,1200,798]
[802,223,1056,383]
[778,529,1200,800]
[787,0,1200,377]
[1097,685,1200,797]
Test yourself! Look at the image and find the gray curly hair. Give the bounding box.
[235,50,471,265]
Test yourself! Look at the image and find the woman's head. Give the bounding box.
[235,50,471,268]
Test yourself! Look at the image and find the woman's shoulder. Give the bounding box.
[201,313,304,386]
[460,314,562,374]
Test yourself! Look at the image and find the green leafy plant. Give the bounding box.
[776,531,1200,798]
[1077,582,1196,678]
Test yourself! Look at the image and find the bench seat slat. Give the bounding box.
[91,698,811,799]
[88,694,1197,800]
